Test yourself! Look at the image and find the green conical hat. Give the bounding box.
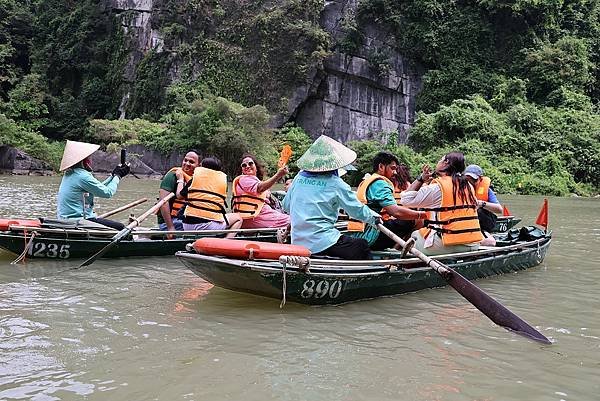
[296,135,357,172]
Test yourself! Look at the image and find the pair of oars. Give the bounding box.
[77,193,175,268]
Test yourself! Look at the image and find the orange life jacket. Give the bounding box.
[474,176,491,202]
[347,173,393,232]
[419,176,483,246]
[231,175,267,219]
[165,167,192,217]
[184,167,228,222]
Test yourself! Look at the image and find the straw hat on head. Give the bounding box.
[59,140,100,171]
[296,135,357,172]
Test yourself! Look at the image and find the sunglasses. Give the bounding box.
[241,161,255,168]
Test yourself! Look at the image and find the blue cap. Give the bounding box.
[464,164,483,179]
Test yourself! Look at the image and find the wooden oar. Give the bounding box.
[377,224,551,344]
[77,193,176,268]
[96,198,148,219]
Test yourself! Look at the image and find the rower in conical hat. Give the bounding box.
[57,140,131,230]
[282,135,380,260]
[296,135,357,172]
[59,140,101,171]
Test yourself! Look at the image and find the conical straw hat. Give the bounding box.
[59,140,100,171]
[296,135,357,172]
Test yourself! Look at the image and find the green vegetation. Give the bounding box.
[0,113,64,169]
[87,92,313,179]
[350,0,600,195]
[0,0,598,195]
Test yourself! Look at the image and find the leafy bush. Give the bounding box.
[0,113,63,169]
[87,118,168,146]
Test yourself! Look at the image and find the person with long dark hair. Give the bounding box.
[231,153,290,229]
[391,163,412,204]
[400,152,483,255]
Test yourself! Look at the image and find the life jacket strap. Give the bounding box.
[424,215,479,226]
[430,227,482,235]
[418,204,477,212]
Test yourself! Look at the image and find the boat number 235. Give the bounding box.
[27,242,71,258]
[300,280,343,299]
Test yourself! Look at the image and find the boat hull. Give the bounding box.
[177,236,551,305]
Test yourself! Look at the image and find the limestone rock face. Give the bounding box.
[109,0,164,118]
[108,0,422,143]
[287,0,423,141]
[0,146,54,175]
[89,144,185,177]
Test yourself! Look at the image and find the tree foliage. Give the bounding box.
[0,0,598,195]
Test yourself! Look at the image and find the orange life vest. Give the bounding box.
[393,181,410,205]
[165,167,192,217]
[231,175,267,219]
[347,173,393,232]
[184,167,228,222]
[474,176,491,202]
[419,176,483,246]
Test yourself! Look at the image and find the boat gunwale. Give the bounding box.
[176,236,551,276]
[176,236,550,266]
[5,225,287,238]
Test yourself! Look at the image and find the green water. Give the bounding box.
[1,175,599,400]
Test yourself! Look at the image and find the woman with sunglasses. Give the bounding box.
[231,154,290,229]
[399,152,484,255]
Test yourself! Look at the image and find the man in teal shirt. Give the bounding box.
[283,135,379,259]
[349,152,425,250]
[57,140,130,229]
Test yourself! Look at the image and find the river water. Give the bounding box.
[0,175,598,401]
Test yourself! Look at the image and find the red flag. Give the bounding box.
[535,198,549,230]
[502,205,512,216]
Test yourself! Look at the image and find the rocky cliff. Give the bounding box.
[0,146,54,175]
[286,0,422,142]
[89,144,185,176]
[109,0,422,142]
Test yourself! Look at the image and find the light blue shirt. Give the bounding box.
[57,168,120,219]
[283,171,379,253]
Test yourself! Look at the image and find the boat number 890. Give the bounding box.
[28,242,71,258]
[300,280,343,299]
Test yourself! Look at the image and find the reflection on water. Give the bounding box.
[0,176,599,400]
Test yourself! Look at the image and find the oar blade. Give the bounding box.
[77,229,130,268]
[445,269,551,344]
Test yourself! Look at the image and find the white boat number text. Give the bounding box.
[28,242,71,258]
[300,280,343,299]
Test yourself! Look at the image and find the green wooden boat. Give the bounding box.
[176,232,551,305]
[0,226,281,260]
